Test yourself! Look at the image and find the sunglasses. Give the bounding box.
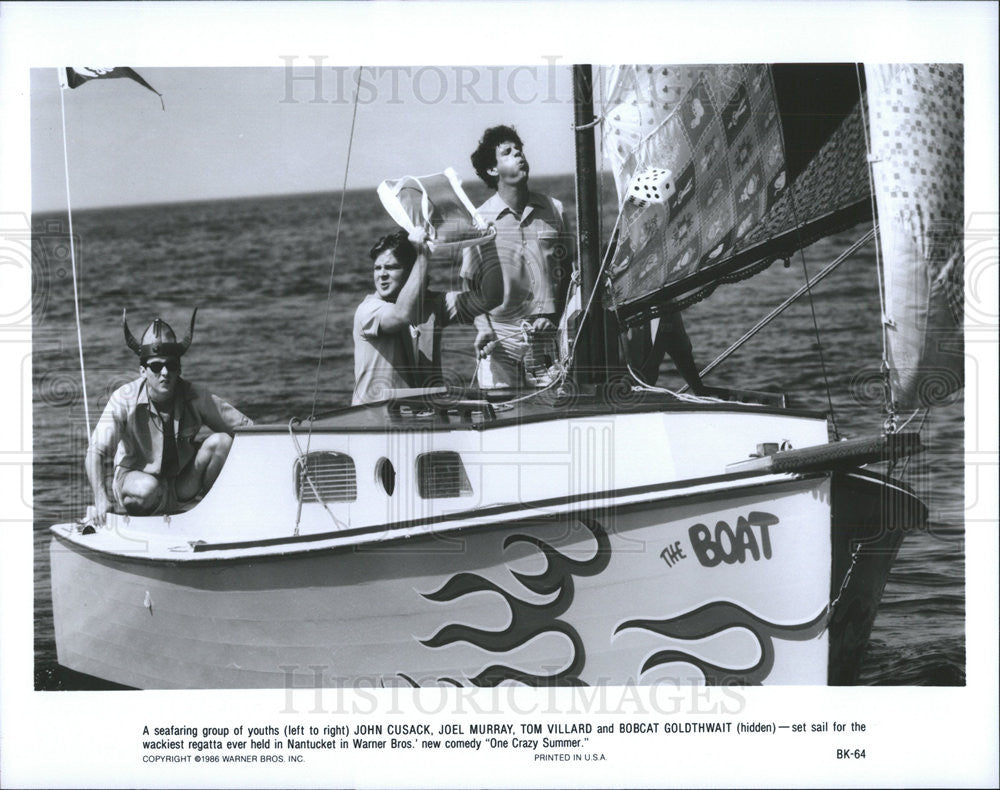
[146,360,180,374]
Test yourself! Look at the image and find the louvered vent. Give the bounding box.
[416,451,473,499]
[294,452,357,503]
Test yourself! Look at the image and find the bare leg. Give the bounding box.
[624,324,656,384]
[653,313,704,393]
[654,314,730,398]
[118,470,166,515]
[175,432,233,502]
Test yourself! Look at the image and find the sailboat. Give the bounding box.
[48,63,962,689]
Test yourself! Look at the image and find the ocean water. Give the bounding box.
[31,174,965,689]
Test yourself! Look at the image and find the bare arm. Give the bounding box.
[456,242,504,355]
[202,389,254,434]
[84,395,127,525]
[85,441,112,526]
[471,311,497,358]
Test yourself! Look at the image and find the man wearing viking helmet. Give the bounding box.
[84,309,253,524]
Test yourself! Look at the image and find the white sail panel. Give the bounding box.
[604,65,725,195]
[603,65,785,309]
[867,64,964,409]
[601,65,872,324]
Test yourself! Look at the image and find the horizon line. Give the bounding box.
[31,170,591,216]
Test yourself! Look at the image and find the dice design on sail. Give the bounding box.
[627,167,675,208]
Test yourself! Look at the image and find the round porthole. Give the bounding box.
[375,457,396,496]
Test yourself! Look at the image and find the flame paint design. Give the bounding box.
[616,602,828,685]
[419,517,611,686]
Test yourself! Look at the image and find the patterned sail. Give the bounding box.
[867,64,964,410]
[603,64,872,325]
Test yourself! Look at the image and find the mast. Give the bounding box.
[572,64,613,386]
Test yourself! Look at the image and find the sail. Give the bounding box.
[866,64,964,410]
[602,64,871,325]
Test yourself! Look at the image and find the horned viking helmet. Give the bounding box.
[123,308,198,360]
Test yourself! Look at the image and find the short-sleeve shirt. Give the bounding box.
[352,290,450,405]
[461,191,572,323]
[89,377,252,477]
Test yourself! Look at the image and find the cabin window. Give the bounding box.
[416,451,473,499]
[293,452,357,503]
[375,457,396,496]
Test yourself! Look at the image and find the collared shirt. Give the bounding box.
[90,377,252,477]
[352,290,450,405]
[461,190,572,323]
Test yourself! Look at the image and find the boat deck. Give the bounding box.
[52,389,841,563]
[241,385,816,435]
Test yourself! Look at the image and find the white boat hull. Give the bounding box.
[50,469,916,689]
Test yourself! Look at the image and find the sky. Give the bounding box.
[18,2,998,217]
[31,65,578,211]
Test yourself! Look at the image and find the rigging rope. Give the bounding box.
[486,69,717,407]
[573,116,604,131]
[625,360,730,404]
[304,65,363,429]
[825,540,864,628]
[59,82,92,436]
[572,208,725,407]
[684,229,876,386]
[294,65,364,535]
[469,319,572,407]
[288,417,347,534]
[855,64,897,431]
[565,211,621,373]
[890,408,928,477]
[596,68,607,254]
[306,66,364,426]
[583,66,843,414]
[783,168,842,440]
